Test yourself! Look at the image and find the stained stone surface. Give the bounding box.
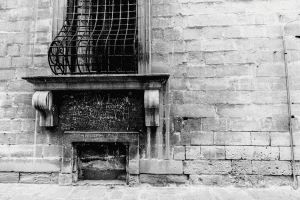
[59,91,144,132]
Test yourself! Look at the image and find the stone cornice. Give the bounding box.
[22,74,169,91]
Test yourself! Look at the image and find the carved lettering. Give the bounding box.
[60,91,144,132]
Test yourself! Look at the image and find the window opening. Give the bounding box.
[48,0,138,75]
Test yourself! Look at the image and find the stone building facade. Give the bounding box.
[0,0,300,187]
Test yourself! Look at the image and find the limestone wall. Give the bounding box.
[0,0,299,186]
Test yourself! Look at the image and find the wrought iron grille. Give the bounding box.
[48,0,138,75]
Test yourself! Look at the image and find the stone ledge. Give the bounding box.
[22,74,169,91]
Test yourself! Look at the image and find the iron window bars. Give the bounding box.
[48,0,138,75]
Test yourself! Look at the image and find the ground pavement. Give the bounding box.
[0,183,299,200]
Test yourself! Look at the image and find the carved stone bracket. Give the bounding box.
[144,90,160,127]
[32,91,58,127]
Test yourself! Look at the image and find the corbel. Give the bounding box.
[32,91,58,127]
[144,90,160,127]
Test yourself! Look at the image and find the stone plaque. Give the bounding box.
[60,91,144,132]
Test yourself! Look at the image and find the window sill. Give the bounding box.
[22,74,169,91]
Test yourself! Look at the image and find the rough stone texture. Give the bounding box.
[225,146,280,160]
[0,172,19,183]
[0,158,61,172]
[191,131,213,145]
[232,160,253,175]
[139,160,183,174]
[200,146,225,160]
[270,132,291,146]
[173,146,185,160]
[183,160,232,175]
[58,174,73,186]
[51,173,59,184]
[140,174,188,186]
[189,174,294,187]
[20,173,51,184]
[128,175,139,187]
[279,147,292,160]
[214,132,251,145]
[252,161,292,175]
[185,146,201,160]
[189,175,231,186]
[0,0,300,185]
[251,132,270,146]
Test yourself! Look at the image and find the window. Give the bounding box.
[49,0,149,75]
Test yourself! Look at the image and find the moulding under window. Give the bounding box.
[22,74,169,91]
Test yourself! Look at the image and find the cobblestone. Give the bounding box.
[0,184,299,200]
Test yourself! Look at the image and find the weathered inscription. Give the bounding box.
[60,91,144,131]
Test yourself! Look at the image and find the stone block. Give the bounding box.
[140,174,188,186]
[61,159,72,174]
[58,173,72,186]
[0,172,19,183]
[20,173,51,184]
[188,78,229,91]
[295,146,300,160]
[204,52,225,64]
[0,57,11,68]
[186,66,215,78]
[280,147,292,160]
[225,146,254,160]
[3,158,61,172]
[7,45,19,56]
[232,160,253,175]
[51,173,59,184]
[182,118,202,132]
[252,146,280,160]
[189,175,231,186]
[270,132,291,146]
[140,159,183,174]
[188,14,236,27]
[171,104,215,118]
[157,160,183,174]
[263,176,294,187]
[202,118,227,131]
[251,132,270,146]
[42,145,63,158]
[228,118,261,132]
[226,146,279,160]
[216,105,245,118]
[128,174,139,187]
[252,161,292,175]
[0,145,34,158]
[0,70,15,81]
[185,146,200,160]
[173,146,185,160]
[214,132,251,145]
[200,146,225,160]
[180,131,191,146]
[190,174,294,187]
[128,160,139,174]
[191,131,213,145]
[256,63,285,77]
[183,160,232,175]
[296,162,300,175]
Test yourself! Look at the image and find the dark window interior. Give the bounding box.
[49,0,138,75]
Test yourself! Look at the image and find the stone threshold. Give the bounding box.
[73,180,126,187]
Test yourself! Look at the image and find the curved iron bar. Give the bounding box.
[48,0,138,75]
